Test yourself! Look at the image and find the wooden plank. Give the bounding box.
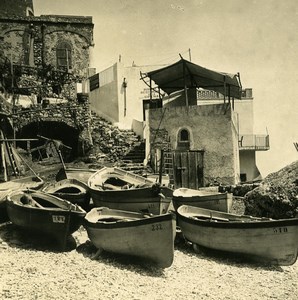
[0,141,8,181]
[173,152,181,188]
[188,151,197,190]
[0,139,38,142]
[180,152,188,188]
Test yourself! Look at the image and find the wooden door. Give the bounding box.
[173,150,204,189]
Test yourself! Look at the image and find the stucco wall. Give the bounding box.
[117,65,146,129]
[148,103,239,185]
[239,150,261,181]
[234,99,254,134]
[89,64,119,123]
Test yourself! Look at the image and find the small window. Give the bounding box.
[240,173,247,182]
[179,129,189,142]
[56,42,72,69]
[177,128,190,150]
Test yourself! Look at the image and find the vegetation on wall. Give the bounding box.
[0,54,82,100]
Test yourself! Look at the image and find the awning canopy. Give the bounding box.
[143,58,242,99]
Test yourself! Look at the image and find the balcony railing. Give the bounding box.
[197,88,253,100]
[239,134,270,151]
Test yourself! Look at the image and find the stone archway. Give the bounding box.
[16,120,80,162]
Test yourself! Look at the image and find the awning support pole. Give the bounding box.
[183,60,189,109]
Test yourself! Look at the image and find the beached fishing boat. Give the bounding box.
[0,175,44,222]
[177,205,298,266]
[42,178,90,210]
[88,167,172,214]
[172,187,232,212]
[6,190,86,249]
[56,167,98,185]
[0,175,44,198]
[84,207,176,267]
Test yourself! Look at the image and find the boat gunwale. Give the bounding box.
[173,189,230,198]
[88,166,155,189]
[7,191,86,215]
[173,196,230,203]
[0,175,44,191]
[92,196,170,204]
[85,210,175,229]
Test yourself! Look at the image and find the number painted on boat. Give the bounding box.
[52,215,66,223]
[152,224,163,231]
[148,203,155,209]
[273,227,288,233]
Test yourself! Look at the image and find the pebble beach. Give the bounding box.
[1,198,297,300]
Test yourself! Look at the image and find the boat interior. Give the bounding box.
[12,192,80,211]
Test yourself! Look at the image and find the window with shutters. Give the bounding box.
[56,41,72,70]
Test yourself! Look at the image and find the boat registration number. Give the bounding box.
[52,215,66,223]
[273,227,288,233]
[152,224,163,231]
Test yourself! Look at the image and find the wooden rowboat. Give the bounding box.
[172,187,232,212]
[88,167,172,214]
[6,190,86,249]
[84,207,176,267]
[0,175,44,223]
[42,178,90,210]
[177,205,298,266]
[0,175,44,200]
[56,167,98,185]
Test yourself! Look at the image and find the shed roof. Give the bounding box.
[144,58,242,99]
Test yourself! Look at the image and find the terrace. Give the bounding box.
[238,134,270,151]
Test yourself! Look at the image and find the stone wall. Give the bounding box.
[0,15,93,75]
[11,101,92,156]
[0,0,34,17]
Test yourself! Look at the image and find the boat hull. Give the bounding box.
[42,178,90,210]
[91,186,172,214]
[88,167,172,214]
[56,167,97,185]
[0,176,44,223]
[172,188,232,212]
[177,205,298,266]
[6,191,86,247]
[84,207,176,267]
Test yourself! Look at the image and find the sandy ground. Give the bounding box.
[0,197,297,300]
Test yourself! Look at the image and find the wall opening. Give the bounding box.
[240,173,247,182]
[177,128,190,150]
[56,41,72,70]
[16,121,80,162]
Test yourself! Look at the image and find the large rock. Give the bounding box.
[243,160,298,219]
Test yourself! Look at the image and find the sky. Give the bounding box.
[34,0,298,177]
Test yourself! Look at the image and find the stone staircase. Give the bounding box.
[122,141,145,164]
[119,141,146,174]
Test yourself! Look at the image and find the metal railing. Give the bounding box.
[238,134,270,151]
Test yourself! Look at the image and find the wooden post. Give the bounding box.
[188,48,192,62]
[159,148,164,185]
[183,60,189,109]
[0,141,8,181]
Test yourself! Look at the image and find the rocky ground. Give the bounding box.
[0,162,298,299]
